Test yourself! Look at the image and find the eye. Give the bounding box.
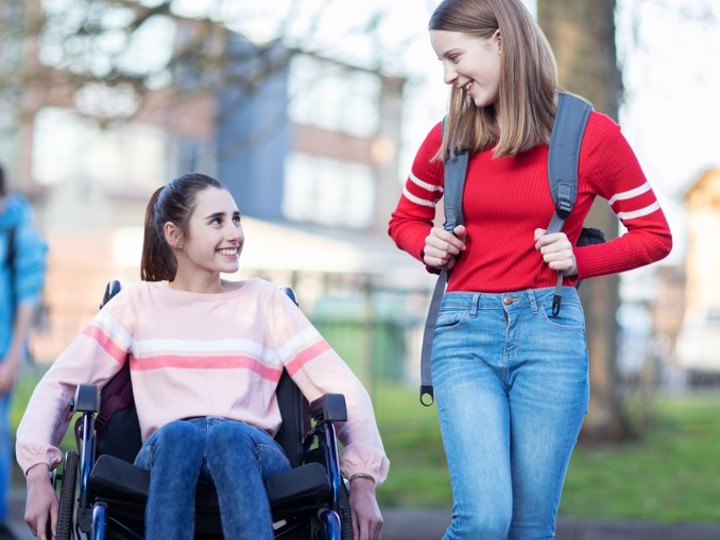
[209,216,223,226]
[449,54,460,64]
[232,214,242,225]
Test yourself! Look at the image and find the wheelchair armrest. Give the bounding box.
[73,384,100,413]
[309,394,347,423]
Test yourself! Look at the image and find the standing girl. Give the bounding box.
[388,0,672,538]
[18,173,387,540]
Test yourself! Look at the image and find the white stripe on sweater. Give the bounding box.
[277,325,322,358]
[95,311,133,351]
[402,185,437,208]
[617,201,661,221]
[409,171,444,193]
[608,182,651,205]
[138,338,268,356]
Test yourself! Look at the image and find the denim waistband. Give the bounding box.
[440,286,581,315]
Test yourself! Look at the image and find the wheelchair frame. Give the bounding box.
[51,281,353,540]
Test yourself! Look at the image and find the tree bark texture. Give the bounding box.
[538,0,628,442]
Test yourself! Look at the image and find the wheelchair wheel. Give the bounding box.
[339,481,352,540]
[56,451,79,540]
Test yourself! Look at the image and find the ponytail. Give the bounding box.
[141,186,177,281]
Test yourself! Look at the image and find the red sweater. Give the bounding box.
[388,112,672,292]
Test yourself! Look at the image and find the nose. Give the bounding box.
[225,222,243,242]
[443,63,457,86]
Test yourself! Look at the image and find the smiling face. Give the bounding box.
[430,29,502,109]
[165,186,244,288]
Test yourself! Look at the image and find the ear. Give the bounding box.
[494,29,502,54]
[164,222,184,249]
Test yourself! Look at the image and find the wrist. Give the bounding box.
[349,472,376,487]
[26,463,51,482]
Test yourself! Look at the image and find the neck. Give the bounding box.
[169,272,224,294]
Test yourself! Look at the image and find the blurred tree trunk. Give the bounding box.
[538,0,629,442]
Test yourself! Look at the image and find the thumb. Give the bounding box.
[534,228,546,242]
[453,224,468,241]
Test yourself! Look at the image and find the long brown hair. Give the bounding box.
[430,0,558,159]
[141,173,224,281]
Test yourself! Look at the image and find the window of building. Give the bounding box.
[32,106,167,191]
[283,152,374,229]
[287,54,380,138]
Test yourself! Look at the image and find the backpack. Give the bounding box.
[419,92,606,406]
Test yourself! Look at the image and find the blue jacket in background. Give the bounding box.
[0,194,48,357]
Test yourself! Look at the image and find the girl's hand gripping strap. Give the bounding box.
[546,93,592,316]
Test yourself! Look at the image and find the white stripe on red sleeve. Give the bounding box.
[402,185,437,208]
[608,182,651,205]
[617,201,661,221]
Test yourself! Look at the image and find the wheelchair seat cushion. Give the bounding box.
[89,454,331,513]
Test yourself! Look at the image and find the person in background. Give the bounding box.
[0,163,48,540]
[388,0,672,538]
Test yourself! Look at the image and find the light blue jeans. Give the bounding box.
[134,417,291,540]
[432,287,589,540]
[0,391,10,522]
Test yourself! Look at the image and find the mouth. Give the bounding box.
[217,247,239,257]
[462,81,473,94]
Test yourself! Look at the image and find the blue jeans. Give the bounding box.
[0,391,10,522]
[432,287,589,540]
[134,417,291,540]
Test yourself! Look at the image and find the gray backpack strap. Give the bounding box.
[420,120,468,406]
[546,93,592,315]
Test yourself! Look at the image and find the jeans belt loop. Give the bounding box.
[527,289,539,314]
[470,293,479,317]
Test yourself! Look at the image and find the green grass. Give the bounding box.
[560,395,720,522]
[11,370,720,522]
[373,384,720,523]
[373,384,452,508]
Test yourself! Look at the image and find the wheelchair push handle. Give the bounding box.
[72,384,100,413]
[310,394,347,423]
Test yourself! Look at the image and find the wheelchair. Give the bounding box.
[50,280,353,540]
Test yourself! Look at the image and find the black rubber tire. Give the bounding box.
[339,480,353,540]
[56,450,79,540]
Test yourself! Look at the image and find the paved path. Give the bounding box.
[9,491,720,539]
[380,508,720,539]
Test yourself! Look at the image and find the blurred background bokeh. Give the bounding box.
[2,0,720,524]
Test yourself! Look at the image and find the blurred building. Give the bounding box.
[0,7,429,374]
[675,168,720,375]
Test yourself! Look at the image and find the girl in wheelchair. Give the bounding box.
[17,173,388,540]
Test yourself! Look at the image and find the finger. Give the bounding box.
[352,509,360,540]
[428,236,461,256]
[50,506,58,538]
[534,228,546,242]
[36,520,48,540]
[369,518,383,540]
[452,224,468,243]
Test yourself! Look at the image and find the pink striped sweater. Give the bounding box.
[16,279,389,484]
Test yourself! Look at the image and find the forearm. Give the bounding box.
[4,300,37,365]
